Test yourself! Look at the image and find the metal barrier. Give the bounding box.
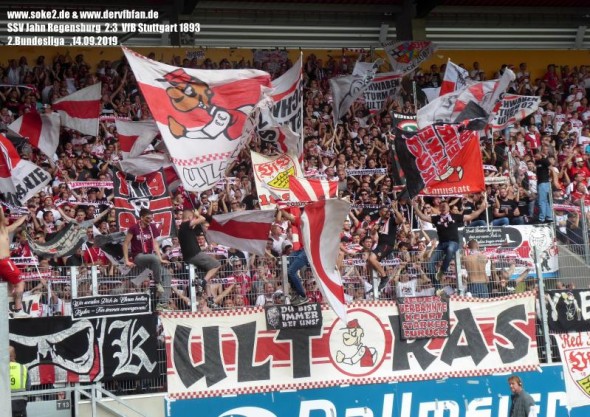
[9,243,590,402]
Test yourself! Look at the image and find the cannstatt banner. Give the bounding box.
[161,294,538,399]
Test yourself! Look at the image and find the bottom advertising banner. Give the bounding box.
[165,364,587,417]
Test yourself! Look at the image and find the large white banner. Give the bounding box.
[161,295,539,399]
[123,47,271,192]
[490,94,541,132]
[257,56,303,158]
[251,151,303,210]
[554,332,590,408]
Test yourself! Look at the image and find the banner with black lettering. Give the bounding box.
[9,314,159,385]
[490,94,541,132]
[161,294,538,399]
[113,169,174,236]
[545,289,589,333]
[257,55,303,159]
[363,72,402,114]
[0,133,51,205]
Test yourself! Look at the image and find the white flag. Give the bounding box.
[301,199,350,322]
[123,46,271,192]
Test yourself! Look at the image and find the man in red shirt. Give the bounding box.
[123,208,171,311]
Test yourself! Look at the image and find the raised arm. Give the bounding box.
[410,199,432,223]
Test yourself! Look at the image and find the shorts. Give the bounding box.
[0,258,21,285]
[373,244,394,262]
[188,252,221,272]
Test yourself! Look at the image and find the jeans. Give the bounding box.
[467,282,490,298]
[133,253,171,304]
[428,240,459,280]
[537,181,552,221]
[287,249,308,297]
[468,218,508,227]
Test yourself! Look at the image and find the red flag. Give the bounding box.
[301,199,349,322]
[395,125,485,198]
[52,83,101,136]
[289,175,338,202]
[115,119,159,159]
[206,210,276,256]
[421,131,485,196]
[9,112,61,157]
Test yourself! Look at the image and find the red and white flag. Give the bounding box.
[490,94,541,132]
[115,119,159,159]
[52,83,101,137]
[123,47,271,193]
[381,41,436,75]
[440,60,470,97]
[0,133,51,205]
[9,111,61,157]
[206,210,276,256]
[289,175,338,202]
[301,199,349,322]
[418,69,515,129]
[257,55,304,159]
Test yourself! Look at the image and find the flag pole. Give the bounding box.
[412,80,418,112]
[299,50,304,160]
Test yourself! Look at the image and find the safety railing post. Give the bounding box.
[534,246,553,364]
[91,265,99,296]
[188,264,197,313]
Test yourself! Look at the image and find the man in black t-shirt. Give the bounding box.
[534,150,553,223]
[412,199,487,284]
[178,209,221,288]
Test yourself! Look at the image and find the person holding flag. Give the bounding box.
[279,207,310,306]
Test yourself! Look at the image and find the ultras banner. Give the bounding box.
[9,314,159,385]
[161,294,538,399]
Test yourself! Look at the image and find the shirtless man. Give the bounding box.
[0,206,30,317]
[462,239,489,298]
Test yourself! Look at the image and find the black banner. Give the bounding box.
[9,314,159,385]
[397,295,450,339]
[546,289,589,333]
[265,303,323,330]
[27,221,91,257]
[72,293,151,319]
[113,169,174,236]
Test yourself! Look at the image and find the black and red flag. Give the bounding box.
[394,123,485,199]
[113,169,175,237]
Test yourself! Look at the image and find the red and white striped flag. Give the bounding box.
[289,175,338,202]
[301,199,349,322]
[206,210,276,255]
[52,83,101,137]
[0,133,51,205]
[9,111,61,157]
[439,60,470,97]
[123,46,271,192]
[115,119,160,159]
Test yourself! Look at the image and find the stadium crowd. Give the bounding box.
[1,51,589,317]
